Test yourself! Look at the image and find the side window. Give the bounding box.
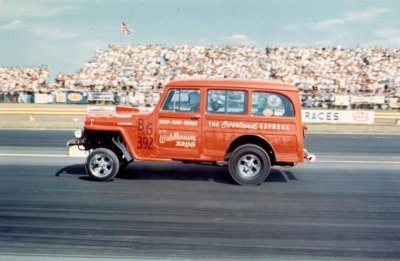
[162,89,200,112]
[207,90,247,115]
[252,92,294,117]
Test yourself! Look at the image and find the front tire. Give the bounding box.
[85,148,120,181]
[228,144,271,186]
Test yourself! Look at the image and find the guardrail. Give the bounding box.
[0,108,399,125]
[375,112,400,125]
[375,112,400,120]
[0,108,87,115]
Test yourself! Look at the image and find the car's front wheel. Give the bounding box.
[85,148,119,181]
[228,144,271,186]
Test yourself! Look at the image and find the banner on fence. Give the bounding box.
[302,110,374,124]
[55,92,66,103]
[351,96,385,104]
[34,94,50,104]
[66,91,87,104]
[88,92,114,101]
[334,95,350,106]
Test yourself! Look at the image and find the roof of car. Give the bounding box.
[167,79,299,92]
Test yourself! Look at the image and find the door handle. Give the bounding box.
[191,115,201,119]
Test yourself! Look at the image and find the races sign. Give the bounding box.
[302,110,374,124]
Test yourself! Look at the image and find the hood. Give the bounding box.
[84,106,153,127]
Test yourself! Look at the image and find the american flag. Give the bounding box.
[121,20,133,36]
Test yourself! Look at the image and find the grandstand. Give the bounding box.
[1,45,399,109]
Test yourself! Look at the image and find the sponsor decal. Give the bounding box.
[207,121,290,131]
[353,111,369,122]
[267,94,282,107]
[115,114,132,119]
[159,132,197,143]
[159,119,198,127]
[159,131,197,148]
[117,122,133,126]
[89,114,115,119]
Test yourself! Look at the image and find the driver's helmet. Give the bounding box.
[189,91,199,105]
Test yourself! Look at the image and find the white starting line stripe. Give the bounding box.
[315,160,400,164]
[0,153,399,164]
[0,153,69,158]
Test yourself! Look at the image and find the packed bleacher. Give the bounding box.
[54,45,270,106]
[1,45,399,109]
[265,46,400,109]
[0,66,50,103]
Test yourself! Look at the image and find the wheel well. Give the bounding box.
[226,135,276,165]
[84,131,132,161]
[84,131,120,150]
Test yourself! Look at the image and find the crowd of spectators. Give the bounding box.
[0,66,49,103]
[1,45,399,109]
[54,44,269,107]
[264,46,400,109]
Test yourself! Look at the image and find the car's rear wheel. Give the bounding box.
[85,148,119,181]
[228,144,271,186]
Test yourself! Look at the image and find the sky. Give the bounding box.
[1,0,400,80]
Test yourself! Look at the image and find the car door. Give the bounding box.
[155,88,202,159]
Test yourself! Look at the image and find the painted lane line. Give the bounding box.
[0,153,399,164]
[0,153,69,158]
[316,160,400,164]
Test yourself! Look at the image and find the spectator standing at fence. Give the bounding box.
[128,89,139,107]
[118,86,128,105]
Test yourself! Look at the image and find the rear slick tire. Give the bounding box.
[228,144,271,186]
[85,148,120,181]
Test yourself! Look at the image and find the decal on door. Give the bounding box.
[158,130,197,149]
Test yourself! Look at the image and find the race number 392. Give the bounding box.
[138,119,153,149]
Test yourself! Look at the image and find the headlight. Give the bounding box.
[74,129,84,139]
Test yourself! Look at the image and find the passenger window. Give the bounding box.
[252,92,294,117]
[162,89,200,112]
[207,90,247,115]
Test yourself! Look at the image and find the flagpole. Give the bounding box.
[120,18,133,45]
[120,18,123,45]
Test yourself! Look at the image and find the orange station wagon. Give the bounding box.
[68,79,315,185]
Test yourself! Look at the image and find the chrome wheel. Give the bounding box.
[237,154,261,179]
[228,144,271,186]
[86,148,119,181]
[89,153,114,178]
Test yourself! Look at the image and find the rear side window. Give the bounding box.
[252,92,294,117]
[207,90,247,115]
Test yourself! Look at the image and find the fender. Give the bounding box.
[225,134,276,162]
[84,125,139,160]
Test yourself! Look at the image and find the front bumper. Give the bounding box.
[67,138,88,157]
